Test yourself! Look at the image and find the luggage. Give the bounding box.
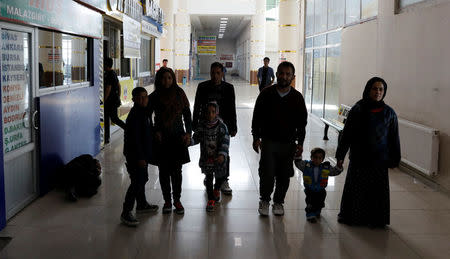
[63,154,102,201]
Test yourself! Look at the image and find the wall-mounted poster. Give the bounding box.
[197,36,216,55]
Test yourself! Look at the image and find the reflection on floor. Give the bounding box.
[1,76,450,258]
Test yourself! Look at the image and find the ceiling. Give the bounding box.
[190,15,251,40]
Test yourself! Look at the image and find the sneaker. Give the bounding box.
[120,211,139,227]
[221,180,232,195]
[136,203,159,214]
[272,203,285,216]
[162,202,172,214]
[307,212,317,223]
[213,189,221,202]
[206,200,215,212]
[174,201,185,215]
[258,200,270,216]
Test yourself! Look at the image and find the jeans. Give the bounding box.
[123,162,149,212]
[304,188,327,216]
[158,163,183,202]
[258,139,296,204]
[104,104,125,142]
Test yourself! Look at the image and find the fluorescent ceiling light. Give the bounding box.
[220,18,228,20]
[220,21,227,24]
[219,33,224,36]
[220,25,226,28]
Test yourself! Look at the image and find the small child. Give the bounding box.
[294,147,342,223]
[192,102,230,212]
[121,87,158,226]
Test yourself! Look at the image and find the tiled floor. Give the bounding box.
[1,76,450,258]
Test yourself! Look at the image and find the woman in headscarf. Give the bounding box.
[335,77,401,228]
[148,67,192,215]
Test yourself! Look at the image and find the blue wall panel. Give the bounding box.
[0,69,5,230]
[39,39,101,195]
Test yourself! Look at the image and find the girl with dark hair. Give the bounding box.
[335,77,401,228]
[148,67,192,214]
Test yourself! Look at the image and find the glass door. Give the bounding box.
[303,51,313,112]
[1,24,38,219]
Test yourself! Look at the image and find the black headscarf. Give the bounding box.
[358,77,388,110]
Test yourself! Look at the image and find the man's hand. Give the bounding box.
[295,144,303,158]
[182,133,191,146]
[230,131,237,137]
[253,139,261,153]
[137,160,147,168]
[216,155,225,164]
[337,160,344,169]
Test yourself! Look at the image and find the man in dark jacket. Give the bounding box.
[257,57,275,91]
[104,57,125,144]
[252,61,308,216]
[193,62,237,195]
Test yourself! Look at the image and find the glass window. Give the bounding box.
[304,51,313,111]
[305,0,315,36]
[120,34,130,77]
[313,34,326,48]
[328,0,345,29]
[324,47,341,121]
[327,30,342,45]
[314,0,327,33]
[38,30,88,88]
[139,38,151,74]
[399,0,426,9]
[345,0,361,24]
[362,0,378,18]
[305,37,313,49]
[312,48,326,117]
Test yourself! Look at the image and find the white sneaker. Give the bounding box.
[258,200,270,216]
[272,203,285,216]
[221,180,232,195]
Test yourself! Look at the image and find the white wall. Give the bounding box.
[340,0,450,190]
[236,23,251,81]
[264,20,279,70]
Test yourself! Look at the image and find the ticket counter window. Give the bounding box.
[38,30,88,88]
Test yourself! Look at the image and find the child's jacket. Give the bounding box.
[294,160,342,192]
[192,118,230,176]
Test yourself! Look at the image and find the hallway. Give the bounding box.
[1,77,450,259]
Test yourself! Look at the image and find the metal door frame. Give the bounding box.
[0,22,39,219]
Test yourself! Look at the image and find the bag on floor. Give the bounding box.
[63,154,102,201]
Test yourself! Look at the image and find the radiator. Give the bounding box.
[398,118,439,176]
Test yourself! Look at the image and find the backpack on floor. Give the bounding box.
[63,154,102,201]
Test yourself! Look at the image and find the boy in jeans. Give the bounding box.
[192,102,230,212]
[294,148,342,223]
[121,87,158,226]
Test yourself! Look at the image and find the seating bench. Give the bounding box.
[320,104,351,141]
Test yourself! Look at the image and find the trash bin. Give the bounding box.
[182,76,187,85]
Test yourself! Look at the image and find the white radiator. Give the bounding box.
[398,118,439,176]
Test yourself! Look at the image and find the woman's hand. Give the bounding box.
[137,160,147,168]
[337,160,344,169]
[253,139,261,153]
[155,132,162,142]
[182,133,191,146]
[216,155,225,164]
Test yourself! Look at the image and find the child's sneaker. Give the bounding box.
[221,180,232,195]
[174,201,185,215]
[136,203,159,214]
[162,202,172,214]
[206,200,215,212]
[272,203,285,216]
[120,211,139,227]
[213,189,221,202]
[258,200,270,216]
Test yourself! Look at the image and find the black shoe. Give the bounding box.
[136,203,159,214]
[307,217,317,223]
[120,212,139,227]
[162,202,172,214]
